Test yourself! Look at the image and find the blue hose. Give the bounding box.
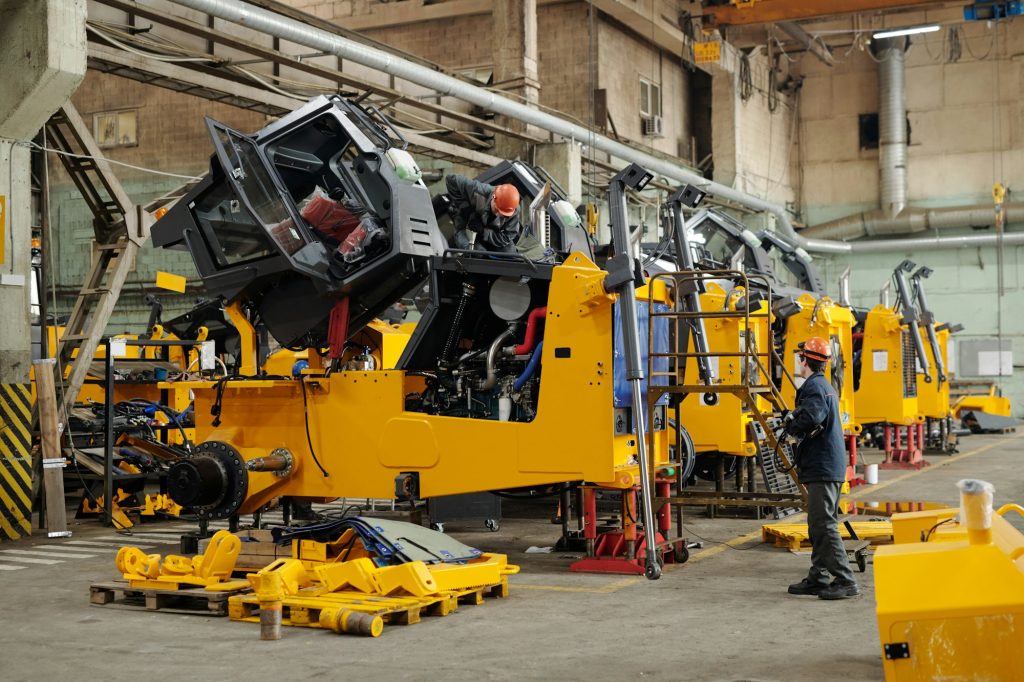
[513,341,543,392]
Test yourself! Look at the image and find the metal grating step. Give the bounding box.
[751,418,802,519]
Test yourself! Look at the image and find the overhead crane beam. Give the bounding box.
[703,0,940,28]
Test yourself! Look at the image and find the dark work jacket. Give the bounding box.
[785,371,846,483]
[445,175,522,252]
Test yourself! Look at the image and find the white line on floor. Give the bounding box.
[0,555,62,565]
[62,540,155,549]
[95,535,178,544]
[2,548,93,559]
[0,564,26,570]
[22,546,101,558]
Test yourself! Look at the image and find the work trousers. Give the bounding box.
[805,481,857,586]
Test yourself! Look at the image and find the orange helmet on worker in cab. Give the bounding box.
[798,336,831,363]
[492,184,520,217]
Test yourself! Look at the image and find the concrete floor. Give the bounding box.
[2,431,1022,681]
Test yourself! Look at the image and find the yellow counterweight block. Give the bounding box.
[676,281,772,458]
[779,294,857,434]
[855,305,921,426]
[915,326,950,420]
[181,253,669,516]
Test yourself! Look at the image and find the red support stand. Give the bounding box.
[570,484,679,575]
[879,423,930,470]
[846,434,866,487]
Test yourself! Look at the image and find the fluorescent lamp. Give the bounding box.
[872,25,940,39]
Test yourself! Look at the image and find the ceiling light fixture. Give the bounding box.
[872,25,941,39]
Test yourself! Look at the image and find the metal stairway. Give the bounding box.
[42,103,153,418]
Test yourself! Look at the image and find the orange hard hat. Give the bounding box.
[492,184,520,217]
[798,336,831,362]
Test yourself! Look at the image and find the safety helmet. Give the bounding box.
[492,184,521,217]
[798,336,831,363]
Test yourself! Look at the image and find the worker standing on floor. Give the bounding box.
[445,174,522,252]
[785,337,861,600]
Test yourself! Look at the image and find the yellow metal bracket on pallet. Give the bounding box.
[116,529,244,590]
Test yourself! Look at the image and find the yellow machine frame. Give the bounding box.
[675,281,773,458]
[914,325,950,420]
[190,253,669,513]
[779,294,858,435]
[855,304,921,427]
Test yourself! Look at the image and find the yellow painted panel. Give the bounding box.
[155,270,187,293]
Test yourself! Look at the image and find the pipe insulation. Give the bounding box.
[875,37,908,219]
[165,0,854,253]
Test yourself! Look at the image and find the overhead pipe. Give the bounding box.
[165,0,852,253]
[805,204,1024,241]
[848,230,1024,253]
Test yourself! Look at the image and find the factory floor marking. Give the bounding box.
[2,548,97,559]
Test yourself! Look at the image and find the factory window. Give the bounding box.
[640,78,661,118]
[94,110,138,148]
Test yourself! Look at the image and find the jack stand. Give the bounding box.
[846,433,866,487]
[569,486,684,575]
[879,422,929,470]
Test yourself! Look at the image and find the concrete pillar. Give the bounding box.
[0,0,86,383]
[0,0,85,540]
[533,141,582,207]
[492,0,540,158]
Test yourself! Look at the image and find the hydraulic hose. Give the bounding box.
[514,307,547,355]
[513,341,543,392]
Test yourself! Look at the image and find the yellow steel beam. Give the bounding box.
[703,0,939,27]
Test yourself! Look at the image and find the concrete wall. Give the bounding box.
[711,45,800,216]
[597,17,691,159]
[798,17,1024,225]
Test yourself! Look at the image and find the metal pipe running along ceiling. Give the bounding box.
[166,0,854,253]
[164,0,1018,255]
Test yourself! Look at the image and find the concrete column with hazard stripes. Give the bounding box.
[0,384,34,539]
[0,1,86,540]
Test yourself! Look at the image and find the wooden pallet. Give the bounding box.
[89,581,249,616]
[229,577,509,633]
[762,521,894,551]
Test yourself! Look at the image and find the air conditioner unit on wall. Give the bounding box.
[642,114,663,138]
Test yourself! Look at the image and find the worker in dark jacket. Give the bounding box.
[445,174,522,252]
[785,336,860,600]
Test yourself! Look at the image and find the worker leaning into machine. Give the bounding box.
[445,174,522,252]
[785,336,861,601]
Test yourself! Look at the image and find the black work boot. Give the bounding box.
[818,581,861,600]
[788,578,828,596]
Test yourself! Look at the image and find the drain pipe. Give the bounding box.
[165,0,851,254]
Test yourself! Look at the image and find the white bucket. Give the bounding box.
[866,463,879,485]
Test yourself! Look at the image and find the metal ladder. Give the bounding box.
[42,102,153,418]
[751,418,803,519]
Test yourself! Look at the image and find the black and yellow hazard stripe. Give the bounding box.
[0,384,33,540]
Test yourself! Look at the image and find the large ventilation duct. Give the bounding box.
[848,231,1024,253]
[165,0,855,254]
[804,203,1024,240]
[875,37,908,218]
